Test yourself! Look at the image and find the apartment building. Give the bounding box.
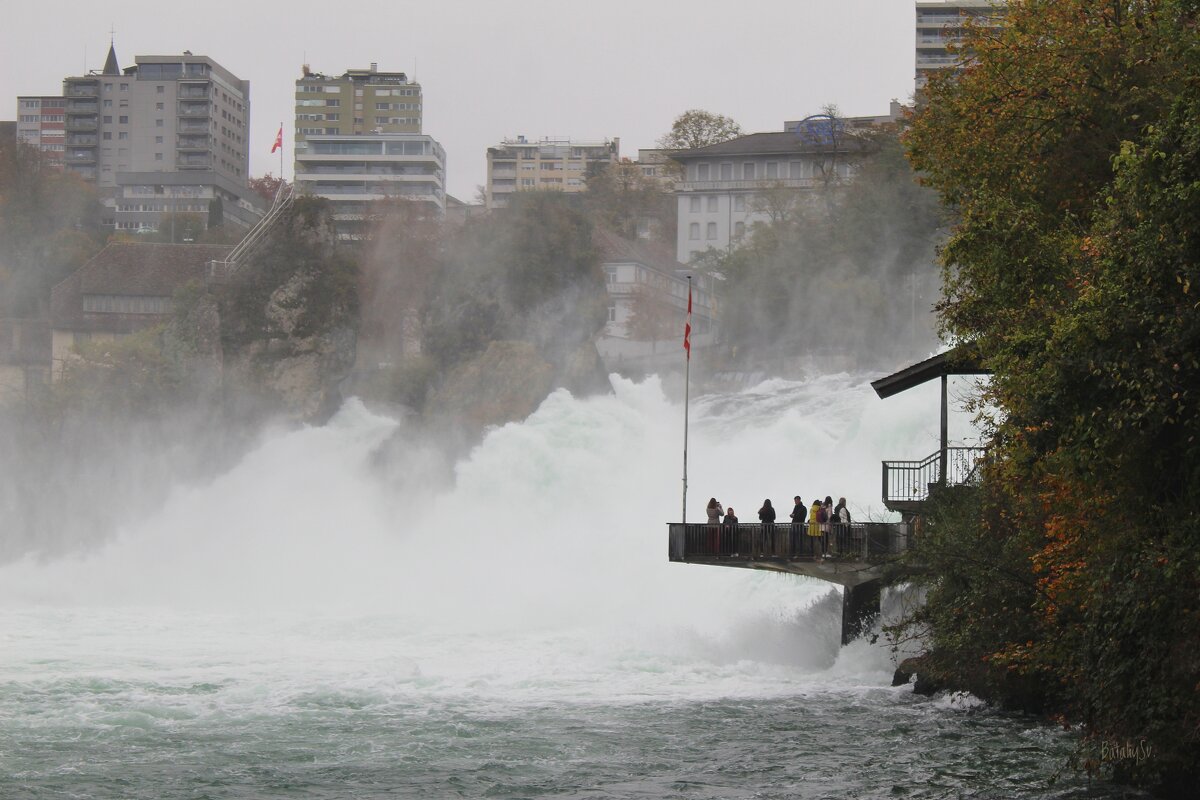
[15,96,67,164]
[292,64,441,234]
[60,44,261,231]
[485,136,619,210]
[916,1,1007,89]
[294,63,421,146]
[294,133,447,236]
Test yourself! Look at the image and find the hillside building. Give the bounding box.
[485,137,619,210]
[48,242,231,378]
[59,44,262,231]
[915,1,1007,89]
[15,96,67,164]
[292,64,443,234]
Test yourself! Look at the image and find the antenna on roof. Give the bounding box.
[109,23,115,46]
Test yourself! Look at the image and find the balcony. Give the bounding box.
[65,151,97,164]
[676,177,818,192]
[176,136,210,150]
[66,100,98,113]
[178,86,210,99]
[178,120,211,134]
[177,102,210,118]
[66,134,98,146]
[176,155,212,169]
[65,117,98,132]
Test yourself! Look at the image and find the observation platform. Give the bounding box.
[667,521,912,643]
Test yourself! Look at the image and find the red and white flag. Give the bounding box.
[270,125,283,154]
[683,283,692,360]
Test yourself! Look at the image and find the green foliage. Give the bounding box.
[584,160,675,243]
[0,140,104,315]
[54,327,179,417]
[219,197,359,352]
[900,1,1200,791]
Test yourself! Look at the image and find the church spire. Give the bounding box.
[102,39,119,75]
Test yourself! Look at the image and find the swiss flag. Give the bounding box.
[683,283,692,359]
[270,125,283,154]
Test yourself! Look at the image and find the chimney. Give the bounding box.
[370,62,378,72]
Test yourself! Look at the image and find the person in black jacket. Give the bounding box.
[758,499,776,557]
[789,496,805,557]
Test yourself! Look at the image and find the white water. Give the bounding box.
[2,373,1105,799]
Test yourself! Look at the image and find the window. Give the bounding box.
[689,222,700,240]
[607,304,616,323]
[156,103,164,110]
[157,85,165,94]
[706,222,717,240]
[790,161,805,179]
[720,163,732,180]
[119,83,128,91]
[707,196,718,212]
[118,132,128,140]
[155,153,163,161]
[103,115,112,124]
[697,163,710,180]
[734,195,746,211]
[156,119,164,127]
[689,197,700,213]
[103,99,112,108]
[102,132,112,140]
[743,162,756,179]
[734,221,746,239]
[155,136,163,144]
[766,162,778,179]
[325,99,340,106]
[118,116,128,124]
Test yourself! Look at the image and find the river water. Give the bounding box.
[0,374,1140,798]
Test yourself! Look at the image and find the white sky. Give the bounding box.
[3,0,919,201]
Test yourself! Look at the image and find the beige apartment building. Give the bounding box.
[294,63,422,148]
[292,64,443,234]
[915,1,1007,89]
[484,136,619,209]
[60,45,261,231]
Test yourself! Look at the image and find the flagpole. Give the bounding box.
[682,276,692,524]
[279,121,283,182]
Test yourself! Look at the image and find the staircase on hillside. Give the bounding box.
[208,183,295,281]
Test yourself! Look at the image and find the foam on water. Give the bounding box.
[0,374,1134,799]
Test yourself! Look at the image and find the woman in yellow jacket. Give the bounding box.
[808,498,824,559]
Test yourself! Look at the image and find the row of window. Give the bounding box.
[374,102,420,110]
[687,221,746,241]
[82,294,171,314]
[374,117,419,126]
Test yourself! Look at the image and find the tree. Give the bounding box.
[207,196,224,229]
[901,1,1200,792]
[0,140,103,316]
[584,160,675,243]
[248,173,289,206]
[658,109,742,151]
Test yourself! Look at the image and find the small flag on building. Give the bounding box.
[270,125,283,154]
[683,282,692,359]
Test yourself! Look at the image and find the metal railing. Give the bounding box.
[209,183,294,281]
[882,447,984,504]
[667,521,910,563]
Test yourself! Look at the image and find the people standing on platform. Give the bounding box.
[821,495,834,555]
[758,499,776,557]
[790,496,805,557]
[706,497,723,524]
[706,497,723,554]
[809,497,824,558]
[834,496,854,555]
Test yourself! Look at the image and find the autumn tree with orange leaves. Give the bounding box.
[896,1,1200,794]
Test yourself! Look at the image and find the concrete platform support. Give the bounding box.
[841,579,882,645]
